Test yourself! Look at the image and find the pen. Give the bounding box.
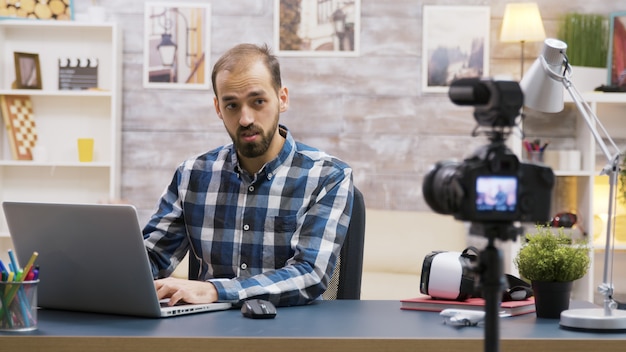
[5,251,38,303]
[523,140,533,152]
[15,281,33,327]
[8,249,20,274]
[0,259,8,278]
[0,288,12,328]
[18,251,38,282]
[1,251,38,328]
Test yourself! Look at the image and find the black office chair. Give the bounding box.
[321,187,366,300]
[188,187,366,300]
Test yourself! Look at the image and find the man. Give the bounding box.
[493,185,508,208]
[143,43,354,307]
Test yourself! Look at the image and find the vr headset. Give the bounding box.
[420,247,532,301]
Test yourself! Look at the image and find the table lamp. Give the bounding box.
[500,3,546,78]
[520,38,626,330]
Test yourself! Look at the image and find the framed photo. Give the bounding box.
[422,5,490,93]
[14,52,42,90]
[274,0,361,57]
[143,2,211,89]
[607,11,626,88]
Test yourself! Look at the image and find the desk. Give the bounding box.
[0,300,625,352]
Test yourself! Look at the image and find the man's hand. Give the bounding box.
[155,277,219,306]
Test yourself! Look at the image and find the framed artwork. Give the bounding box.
[274,0,361,57]
[422,5,490,93]
[14,52,42,90]
[607,11,626,88]
[143,2,211,89]
[0,0,73,20]
[0,95,38,161]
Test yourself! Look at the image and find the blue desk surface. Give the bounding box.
[1,300,625,352]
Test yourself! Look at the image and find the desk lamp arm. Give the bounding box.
[554,62,623,313]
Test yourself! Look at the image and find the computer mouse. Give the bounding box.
[241,299,277,319]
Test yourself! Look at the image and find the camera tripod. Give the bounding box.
[470,222,523,352]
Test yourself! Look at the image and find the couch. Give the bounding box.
[360,209,468,300]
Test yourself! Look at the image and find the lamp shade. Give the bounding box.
[500,3,546,43]
[520,38,568,113]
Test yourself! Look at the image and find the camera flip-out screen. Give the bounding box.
[475,176,517,213]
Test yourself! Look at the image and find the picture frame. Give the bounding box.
[607,11,626,88]
[422,5,490,93]
[274,0,361,57]
[14,52,42,90]
[143,2,211,90]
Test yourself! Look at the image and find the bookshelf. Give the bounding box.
[515,92,626,303]
[0,20,122,238]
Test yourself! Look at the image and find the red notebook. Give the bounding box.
[400,296,536,316]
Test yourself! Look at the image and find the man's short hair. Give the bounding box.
[211,43,282,97]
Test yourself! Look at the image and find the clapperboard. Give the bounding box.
[58,58,98,90]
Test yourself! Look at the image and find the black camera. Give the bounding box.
[422,78,555,227]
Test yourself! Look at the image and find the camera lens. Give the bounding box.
[422,160,463,215]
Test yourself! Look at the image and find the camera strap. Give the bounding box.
[501,274,533,301]
[459,246,533,301]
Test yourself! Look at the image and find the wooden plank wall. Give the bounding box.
[71,0,626,225]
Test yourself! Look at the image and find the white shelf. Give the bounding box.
[0,89,113,97]
[0,19,117,29]
[564,92,626,104]
[594,245,626,251]
[515,90,626,303]
[0,160,111,168]
[0,21,122,239]
[552,170,595,177]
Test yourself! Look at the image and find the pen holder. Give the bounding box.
[0,280,38,331]
[524,150,544,164]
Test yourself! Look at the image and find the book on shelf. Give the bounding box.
[400,296,536,317]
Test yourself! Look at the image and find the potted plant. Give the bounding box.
[515,225,591,318]
[557,12,609,92]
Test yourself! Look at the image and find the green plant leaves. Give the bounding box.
[557,13,608,68]
[515,225,591,282]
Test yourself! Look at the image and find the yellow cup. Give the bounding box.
[77,138,94,162]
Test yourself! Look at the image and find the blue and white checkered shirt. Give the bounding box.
[143,126,353,306]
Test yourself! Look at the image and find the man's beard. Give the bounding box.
[233,118,278,158]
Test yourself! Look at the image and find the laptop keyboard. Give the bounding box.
[159,300,188,308]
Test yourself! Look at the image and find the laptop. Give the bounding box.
[2,201,232,318]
